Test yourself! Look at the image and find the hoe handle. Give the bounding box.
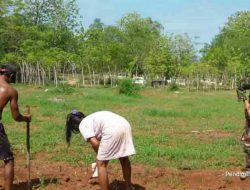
[26,105,31,189]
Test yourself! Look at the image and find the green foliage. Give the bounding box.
[1,1,249,86]
[169,34,197,76]
[0,1,198,82]
[168,83,179,91]
[118,13,165,76]
[203,11,250,75]
[49,85,76,95]
[118,79,140,96]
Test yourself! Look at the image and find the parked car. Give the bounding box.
[151,79,167,87]
[133,77,146,85]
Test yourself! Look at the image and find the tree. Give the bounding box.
[203,11,250,75]
[144,36,172,79]
[118,13,163,76]
[169,33,197,77]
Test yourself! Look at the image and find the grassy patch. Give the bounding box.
[3,85,245,169]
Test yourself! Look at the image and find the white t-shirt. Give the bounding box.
[79,111,136,160]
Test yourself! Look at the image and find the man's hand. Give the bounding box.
[24,115,31,123]
[25,105,31,123]
[237,88,247,101]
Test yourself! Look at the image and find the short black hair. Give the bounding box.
[65,110,85,146]
[0,64,17,82]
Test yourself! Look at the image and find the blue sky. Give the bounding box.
[77,0,250,48]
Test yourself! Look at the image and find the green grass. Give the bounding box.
[3,84,245,169]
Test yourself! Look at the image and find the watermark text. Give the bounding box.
[225,171,250,177]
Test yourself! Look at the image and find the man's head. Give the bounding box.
[66,110,85,146]
[0,64,17,83]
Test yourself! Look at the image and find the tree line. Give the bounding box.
[0,0,249,89]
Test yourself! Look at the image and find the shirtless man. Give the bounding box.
[0,64,31,190]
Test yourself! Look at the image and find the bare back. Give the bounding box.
[0,77,19,121]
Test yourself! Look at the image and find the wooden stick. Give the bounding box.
[26,105,31,189]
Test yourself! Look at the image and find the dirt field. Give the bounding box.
[1,154,250,190]
[0,88,249,189]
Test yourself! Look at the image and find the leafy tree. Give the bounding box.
[169,33,197,77]
[203,11,250,75]
[118,13,163,76]
[144,36,172,79]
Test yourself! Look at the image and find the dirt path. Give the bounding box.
[0,155,250,189]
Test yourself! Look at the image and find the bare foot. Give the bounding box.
[88,177,99,185]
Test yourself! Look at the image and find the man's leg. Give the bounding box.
[119,157,133,190]
[240,141,250,180]
[96,160,109,190]
[246,154,250,169]
[4,159,14,190]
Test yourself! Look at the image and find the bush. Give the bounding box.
[50,85,76,95]
[118,79,140,96]
[168,83,179,91]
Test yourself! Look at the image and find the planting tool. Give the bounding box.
[26,105,31,189]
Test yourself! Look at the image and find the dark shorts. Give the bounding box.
[0,123,14,161]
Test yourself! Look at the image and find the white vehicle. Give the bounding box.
[133,77,146,85]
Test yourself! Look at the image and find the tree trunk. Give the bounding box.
[108,66,112,87]
[41,67,46,86]
[87,64,92,87]
[196,73,199,91]
[63,64,66,86]
[54,65,58,87]
[81,67,85,87]
[214,77,217,91]
[234,69,237,90]
[37,62,41,86]
[28,64,32,85]
[25,63,29,84]
[20,62,25,83]
[97,75,100,86]
[92,66,96,86]
[103,74,106,86]
[71,62,75,79]
[48,67,51,82]
[34,64,37,86]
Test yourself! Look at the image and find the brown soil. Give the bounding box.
[1,155,250,190]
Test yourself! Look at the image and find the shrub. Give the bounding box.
[168,83,179,91]
[50,85,76,95]
[118,79,140,96]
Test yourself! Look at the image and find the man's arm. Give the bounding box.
[88,137,100,153]
[242,100,250,142]
[237,88,250,116]
[9,89,30,122]
[244,100,250,116]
